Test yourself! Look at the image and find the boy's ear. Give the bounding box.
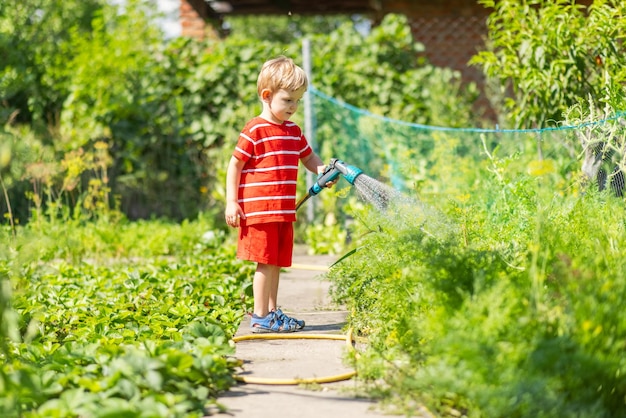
[260,89,272,102]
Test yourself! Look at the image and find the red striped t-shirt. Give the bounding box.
[233,117,313,225]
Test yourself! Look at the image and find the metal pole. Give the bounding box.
[302,38,315,222]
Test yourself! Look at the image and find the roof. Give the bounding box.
[197,0,383,19]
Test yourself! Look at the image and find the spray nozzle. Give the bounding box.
[332,159,364,185]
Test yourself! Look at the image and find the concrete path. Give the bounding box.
[215,249,389,418]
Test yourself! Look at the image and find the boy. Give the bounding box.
[225,56,331,333]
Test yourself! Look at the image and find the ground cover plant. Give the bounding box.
[0,217,254,417]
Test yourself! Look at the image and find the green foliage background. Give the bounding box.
[472,0,626,128]
[1,3,475,224]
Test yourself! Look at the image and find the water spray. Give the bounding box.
[296,158,364,211]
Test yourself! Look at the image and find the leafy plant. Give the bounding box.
[327,123,626,416]
[0,0,107,132]
[471,0,626,128]
[0,217,254,417]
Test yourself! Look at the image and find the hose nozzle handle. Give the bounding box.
[309,158,340,195]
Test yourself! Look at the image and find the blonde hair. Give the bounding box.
[257,56,308,97]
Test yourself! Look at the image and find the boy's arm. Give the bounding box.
[301,153,338,188]
[225,156,246,227]
[301,153,325,174]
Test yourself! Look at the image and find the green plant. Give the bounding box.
[0,217,253,417]
[471,0,626,128]
[327,112,626,416]
[304,223,347,255]
[0,131,15,235]
[0,0,107,132]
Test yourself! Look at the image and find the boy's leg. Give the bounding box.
[253,262,280,318]
[238,222,292,317]
[266,222,292,312]
[268,264,280,313]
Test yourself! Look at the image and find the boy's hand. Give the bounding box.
[225,202,245,227]
[317,165,338,188]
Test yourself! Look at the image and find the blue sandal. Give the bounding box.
[274,308,305,330]
[250,311,297,333]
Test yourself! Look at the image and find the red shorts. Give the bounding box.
[237,222,294,267]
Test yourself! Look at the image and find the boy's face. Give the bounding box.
[262,87,306,124]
